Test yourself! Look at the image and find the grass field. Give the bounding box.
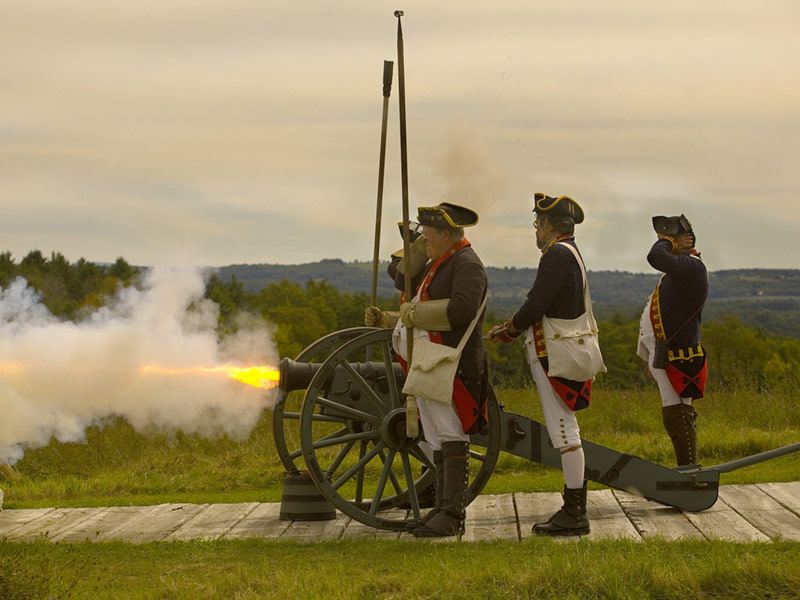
[1,386,799,599]
[3,537,800,600]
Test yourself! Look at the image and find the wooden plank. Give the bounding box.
[99,504,205,542]
[50,508,114,543]
[757,482,800,517]
[341,508,406,539]
[280,511,350,542]
[0,508,55,537]
[613,490,703,540]
[6,507,108,542]
[463,494,518,542]
[584,489,641,541]
[515,491,577,541]
[166,502,259,541]
[73,506,158,542]
[224,503,291,540]
[684,495,770,542]
[719,484,800,541]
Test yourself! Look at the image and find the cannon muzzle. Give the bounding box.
[278,357,405,393]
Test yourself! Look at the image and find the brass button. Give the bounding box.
[578,339,585,345]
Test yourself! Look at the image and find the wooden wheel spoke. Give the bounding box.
[312,430,377,452]
[332,441,386,491]
[355,441,368,504]
[369,448,397,516]
[408,447,436,472]
[339,361,387,414]
[325,440,356,478]
[401,451,421,520]
[283,411,344,424]
[378,449,404,495]
[292,426,352,460]
[313,397,380,425]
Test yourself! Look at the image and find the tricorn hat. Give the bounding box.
[533,193,585,224]
[652,214,693,236]
[417,202,479,229]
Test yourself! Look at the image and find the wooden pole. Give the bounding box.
[395,10,419,442]
[370,60,394,307]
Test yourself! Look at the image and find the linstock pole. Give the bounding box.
[395,10,419,441]
[370,60,394,307]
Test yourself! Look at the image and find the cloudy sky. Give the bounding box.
[2,1,799,273]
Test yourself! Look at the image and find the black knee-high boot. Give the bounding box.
[413,441,469,538]
[662,404,698,466]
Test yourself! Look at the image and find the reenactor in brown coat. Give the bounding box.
[366,202,488,537]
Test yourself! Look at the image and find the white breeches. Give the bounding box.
[638,301,692,408]
[529,360,582,450]
[417,396,469,451]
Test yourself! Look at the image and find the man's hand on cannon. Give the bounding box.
[399,299,452,331]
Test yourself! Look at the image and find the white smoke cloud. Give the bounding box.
[0,267,279,465]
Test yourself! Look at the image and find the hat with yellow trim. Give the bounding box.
[417,202,479,229]
[652,214,693,236]
[533,193,585,224]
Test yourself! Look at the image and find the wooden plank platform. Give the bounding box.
[2,483,799,544]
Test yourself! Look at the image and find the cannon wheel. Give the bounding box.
[299,328,501,531]
[273,327,379,472]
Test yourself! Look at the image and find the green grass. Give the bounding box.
[2,538,799,600]
[2,387,799,509]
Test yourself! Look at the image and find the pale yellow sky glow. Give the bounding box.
[2,1,799,272]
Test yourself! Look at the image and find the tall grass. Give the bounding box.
[2,387,799,509]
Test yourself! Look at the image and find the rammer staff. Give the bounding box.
[394,9,419,440]
[370,60,394,307]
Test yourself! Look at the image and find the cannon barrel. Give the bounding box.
[278,357,405,393]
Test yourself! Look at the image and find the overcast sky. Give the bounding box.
[2,1,799,273]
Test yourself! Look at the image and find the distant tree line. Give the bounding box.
[0,251,138,320]
[4,250,800,392]
[218,260,800,337]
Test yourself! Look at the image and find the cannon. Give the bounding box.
[271,327,800,532]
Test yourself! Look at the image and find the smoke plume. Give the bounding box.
[0,266,278,465]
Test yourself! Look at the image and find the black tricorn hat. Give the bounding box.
[652,214,693,236]
[533,193,585,224]
[417,202,479,229]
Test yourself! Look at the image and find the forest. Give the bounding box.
[2,249,800,392]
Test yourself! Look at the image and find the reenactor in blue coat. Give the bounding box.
[637,214,708,467]
[488,193,594,536]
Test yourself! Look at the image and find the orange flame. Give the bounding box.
[140,364,279,389]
